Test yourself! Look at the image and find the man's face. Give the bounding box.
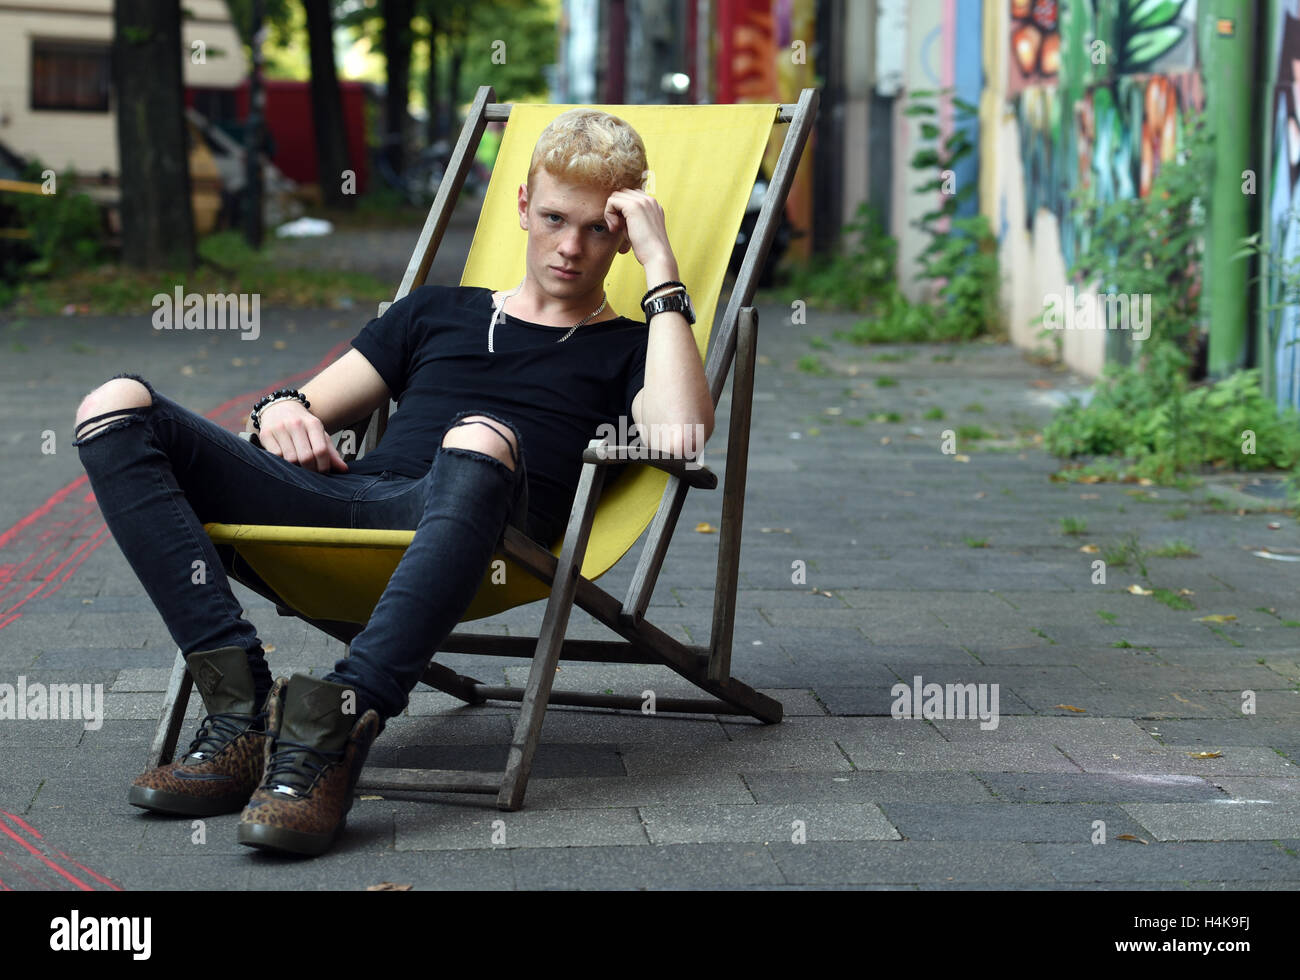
[518,168,632,302]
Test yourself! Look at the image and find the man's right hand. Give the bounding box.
[255,399,349,473]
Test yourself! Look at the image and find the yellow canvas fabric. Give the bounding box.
[207,100,776,624]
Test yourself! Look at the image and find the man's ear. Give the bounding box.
[517,182,529,230]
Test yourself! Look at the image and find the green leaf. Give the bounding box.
[919,122,941,140]
[1127,0,1183,31]
[903,104,937,117]
[1124,24,1186,67]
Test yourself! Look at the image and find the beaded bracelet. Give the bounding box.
[250,388,310,431]
[640,280,686,309]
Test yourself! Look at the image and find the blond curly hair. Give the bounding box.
[527,108,649,195]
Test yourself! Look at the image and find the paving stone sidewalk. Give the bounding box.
[2,234,1299,889]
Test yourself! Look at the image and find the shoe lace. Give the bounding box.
[184,710,265,762]
[262,737,345,798]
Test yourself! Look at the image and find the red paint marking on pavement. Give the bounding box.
[0,527,106,625]
[1,811,119,890]
[0,478,87,550]
[0,815,92,890]
[51,848,122,891]
[0,336,355,632]
[0,848,52,890]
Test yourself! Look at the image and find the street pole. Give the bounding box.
[244,0,265,249]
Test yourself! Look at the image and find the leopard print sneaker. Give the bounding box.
[128,647,283,817]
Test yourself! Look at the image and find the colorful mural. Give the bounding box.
[1008,0,1061,97]
[1266,6,1300,411]
[1009,0,1202,272]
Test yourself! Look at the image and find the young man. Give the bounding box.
[72,108,712,857]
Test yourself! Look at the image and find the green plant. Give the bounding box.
[1061,516,1087,536]
[4,162,105,280]
[923,407,946,420]
[875,375,898,388]
[1149,539,1197,558]
[905,89,1002,340]
[1046,114,1300,498]
[964,537,989,548]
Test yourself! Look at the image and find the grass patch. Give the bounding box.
[1060,516,1088,536]
[964,537,989,548]
[923,406,946,420]
[1149,539,1197,558]
[875,375,899,388]
[962,402,985,413]
[1150,588,1196,611]
[1096,610,1118,625]
[797,354,829,376]
[956,424,994,441]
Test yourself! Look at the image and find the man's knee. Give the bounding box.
[75,377,153,441]
[441,414,518,470]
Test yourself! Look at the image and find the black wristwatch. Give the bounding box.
[642,291,696,325]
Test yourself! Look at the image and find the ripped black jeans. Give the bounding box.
[74,375,563,723]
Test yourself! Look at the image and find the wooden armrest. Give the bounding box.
[580,445,718,490]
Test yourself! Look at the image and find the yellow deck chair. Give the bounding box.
[148,85,820,811]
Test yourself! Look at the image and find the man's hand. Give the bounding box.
[255,399,348,473]
[604,188,675,271]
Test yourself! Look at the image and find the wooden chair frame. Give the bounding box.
[147,85,820,811]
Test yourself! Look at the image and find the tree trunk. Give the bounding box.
[382,0,414,175]
[448,38,463,135]
[425,4,440,145]
[113,0,194,268]
[303,0,353,207]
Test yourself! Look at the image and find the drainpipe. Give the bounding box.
[1204,0,1259,376]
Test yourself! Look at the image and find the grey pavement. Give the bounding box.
[2,224,1299,890]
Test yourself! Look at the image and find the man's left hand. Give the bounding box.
[604,189,675,271]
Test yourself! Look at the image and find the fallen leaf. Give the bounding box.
[1078,474,1104,484]
[272,339,287,350]
[1079,493,1100,499]
[365,882,413,891]
[809,589,834,598]
[359,794,384,801]
[1268,522,1282,530]
[760,527,792,534]
[1030,379,1053,389]
[1115,834,1149,844]
[1079,544,1100,554]
[1053,704,1087,713]
[1188,751,1223,759]
[1195,614,1236,623]
[880,436,891,445]
[1127,584,1153,596]
[1178,589,1194,596]
[824,407,843,416]
[1137,477,1154,486]
[695,522,717,534]
[974,491,987,499]
[954,453,970,462]
[262,644,275,654]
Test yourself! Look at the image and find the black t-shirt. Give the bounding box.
[348,284,648,528]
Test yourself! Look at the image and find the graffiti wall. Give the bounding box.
[984,0,1203,375]
[1266,3,1300,411]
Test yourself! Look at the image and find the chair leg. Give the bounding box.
[497,454,606,811]
[146,648,193,769]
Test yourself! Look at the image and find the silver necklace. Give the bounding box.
[489,280,608,352]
